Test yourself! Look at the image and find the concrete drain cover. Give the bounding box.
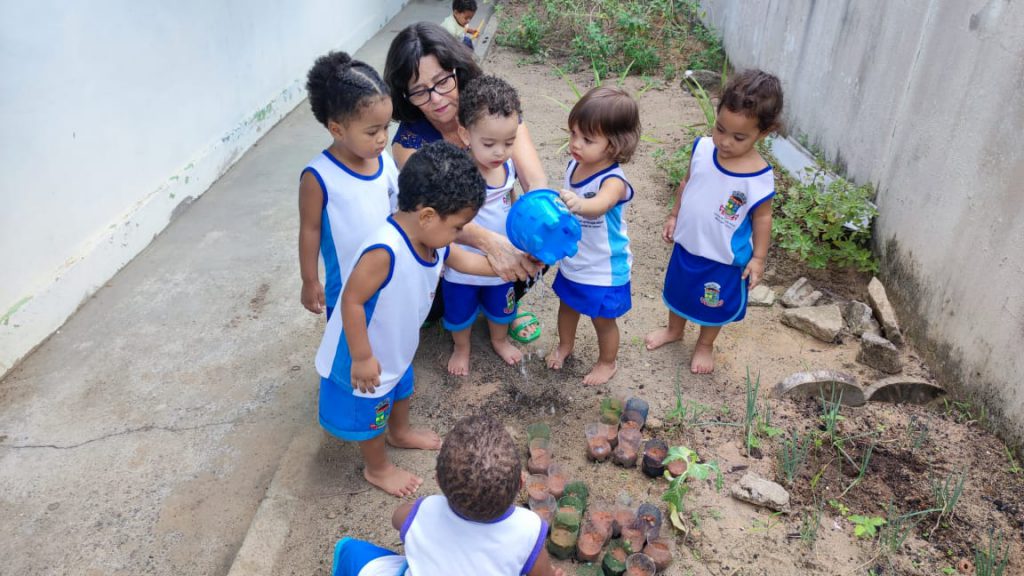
[773,370,865,407]
[864,376,945,405]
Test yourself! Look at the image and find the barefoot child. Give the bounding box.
[645,70,784,373]
[444,75,525,376]
[546,86,641,386]
[332,415,566,576]
[299,51,398,318]
[315,142,496,497]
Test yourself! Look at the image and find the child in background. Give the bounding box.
[440,0,478,50]
[332,414,566,576]
[546,87,641,386]
[299,51,398,319]
[315,142,496,497]
[645,70,784,374]
[444,75,524,376]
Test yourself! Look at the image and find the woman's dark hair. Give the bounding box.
[718,69,784,133]
[437,415,521,522]
[305,51,389,127]
[384,22,482,123]
[458,75,521,129]
[453,0,477,11]
[569,86,641,163]
[397,141,485,216]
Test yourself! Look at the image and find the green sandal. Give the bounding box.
[508,311,542,344]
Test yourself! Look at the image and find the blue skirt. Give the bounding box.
[553,270,631,319]
[662,244,747,326]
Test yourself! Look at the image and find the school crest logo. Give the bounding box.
[700,282,724,308]
[502,191,512,206]
[371,398,391,430]
[504,286,516,314]
[718,191,747,221]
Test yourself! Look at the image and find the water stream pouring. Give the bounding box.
[506,189,581,265]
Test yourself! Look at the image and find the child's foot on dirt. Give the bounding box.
[363,463,422,497]
[690,342,715,374]
[583,360,617,386]
[546,344,573,370]
[644,327,682,350]
[386,428,442,450]
[491,336,523,365]
[447,344,470,376]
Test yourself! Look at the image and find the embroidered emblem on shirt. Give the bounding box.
[701,282,724,308]
[718,191,747,221]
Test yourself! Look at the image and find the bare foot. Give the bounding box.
[583,361,617,386]
[644,327,683,351]
[690,342,715,374]
[387,427,442,450]
[363,463,422,497]
[447,343,470,376]
[546,344,573,370]
[491,336,523,365]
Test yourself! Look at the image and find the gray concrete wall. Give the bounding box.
[702,0,1024,439]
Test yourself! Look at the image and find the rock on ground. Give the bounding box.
[843,300,881,337]
[867,277,904,346]
[780,277,823,308]
[730,472,791,513]
[749,284,776,307]
[774,370,865,407]
[780,304,843,342]
[857,333,903,374]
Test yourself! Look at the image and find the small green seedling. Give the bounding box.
[849,515,886,539]
[661,445,723,533]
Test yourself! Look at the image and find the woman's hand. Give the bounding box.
[484,234,541,282]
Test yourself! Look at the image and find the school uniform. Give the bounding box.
[315,217,447,441]
[663,136,775,325]
[302,150,399,317]
[442,160,517,330]
[553,160,633,318]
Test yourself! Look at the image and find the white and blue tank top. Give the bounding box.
[444,159,516,287]
[557,160,633,287]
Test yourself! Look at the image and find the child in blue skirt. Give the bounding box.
[645,70,784,374]
[546,87,641,386]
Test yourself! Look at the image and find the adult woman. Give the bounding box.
[384,22,547,335]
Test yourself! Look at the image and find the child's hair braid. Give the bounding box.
[306,51,390,127]
[718,69,784,133]
[436,414,521,522]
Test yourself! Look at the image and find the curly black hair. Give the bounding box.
[384,22,482,123]
[436,414,521,522]
[306,51,389,127]
[718,69,784,133]
[397,141,485,216]
[457,75,522,129]
[453,0,477,12]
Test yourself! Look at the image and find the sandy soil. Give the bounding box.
[278,47,1024,576]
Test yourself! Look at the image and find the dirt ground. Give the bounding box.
[286,47,1024,575]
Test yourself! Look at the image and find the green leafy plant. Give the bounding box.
[1005,446,1023,475]
[751,511,784,536]
[777,429,811,485]
[661,446,723,533]
[974,527,1011,576]
[771,167,879,272]
[496,7,548,54]
[849,515,886,539]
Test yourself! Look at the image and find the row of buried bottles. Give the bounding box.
[522,398,675,575]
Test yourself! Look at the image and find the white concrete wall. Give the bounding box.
[701,0,1024,439]
[0,0,407,376]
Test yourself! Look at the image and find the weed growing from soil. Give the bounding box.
[1005,446,1023,475]
[777,429,811,485]
[849,515,886,539]
[798,504,822,547]
[974,527,1011,576]
[497,0,725,79]
[930,469,967,532]
[880,503,936,553]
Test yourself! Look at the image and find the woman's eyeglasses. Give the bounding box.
[406,72,457,106]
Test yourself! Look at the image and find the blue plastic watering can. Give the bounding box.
[505,189,581,265]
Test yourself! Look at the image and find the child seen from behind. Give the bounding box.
[332,414,565,576]
[299,51,398,319]
[315,142,496,497]
[546,87,641,386]
[444,75,525,376]
[645,69,784,374]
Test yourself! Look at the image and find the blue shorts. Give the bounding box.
[332,537,407,576]
[552,270,631,319]
[318,367,415,442]
[441,278,517,331]
[662,243,747,326]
